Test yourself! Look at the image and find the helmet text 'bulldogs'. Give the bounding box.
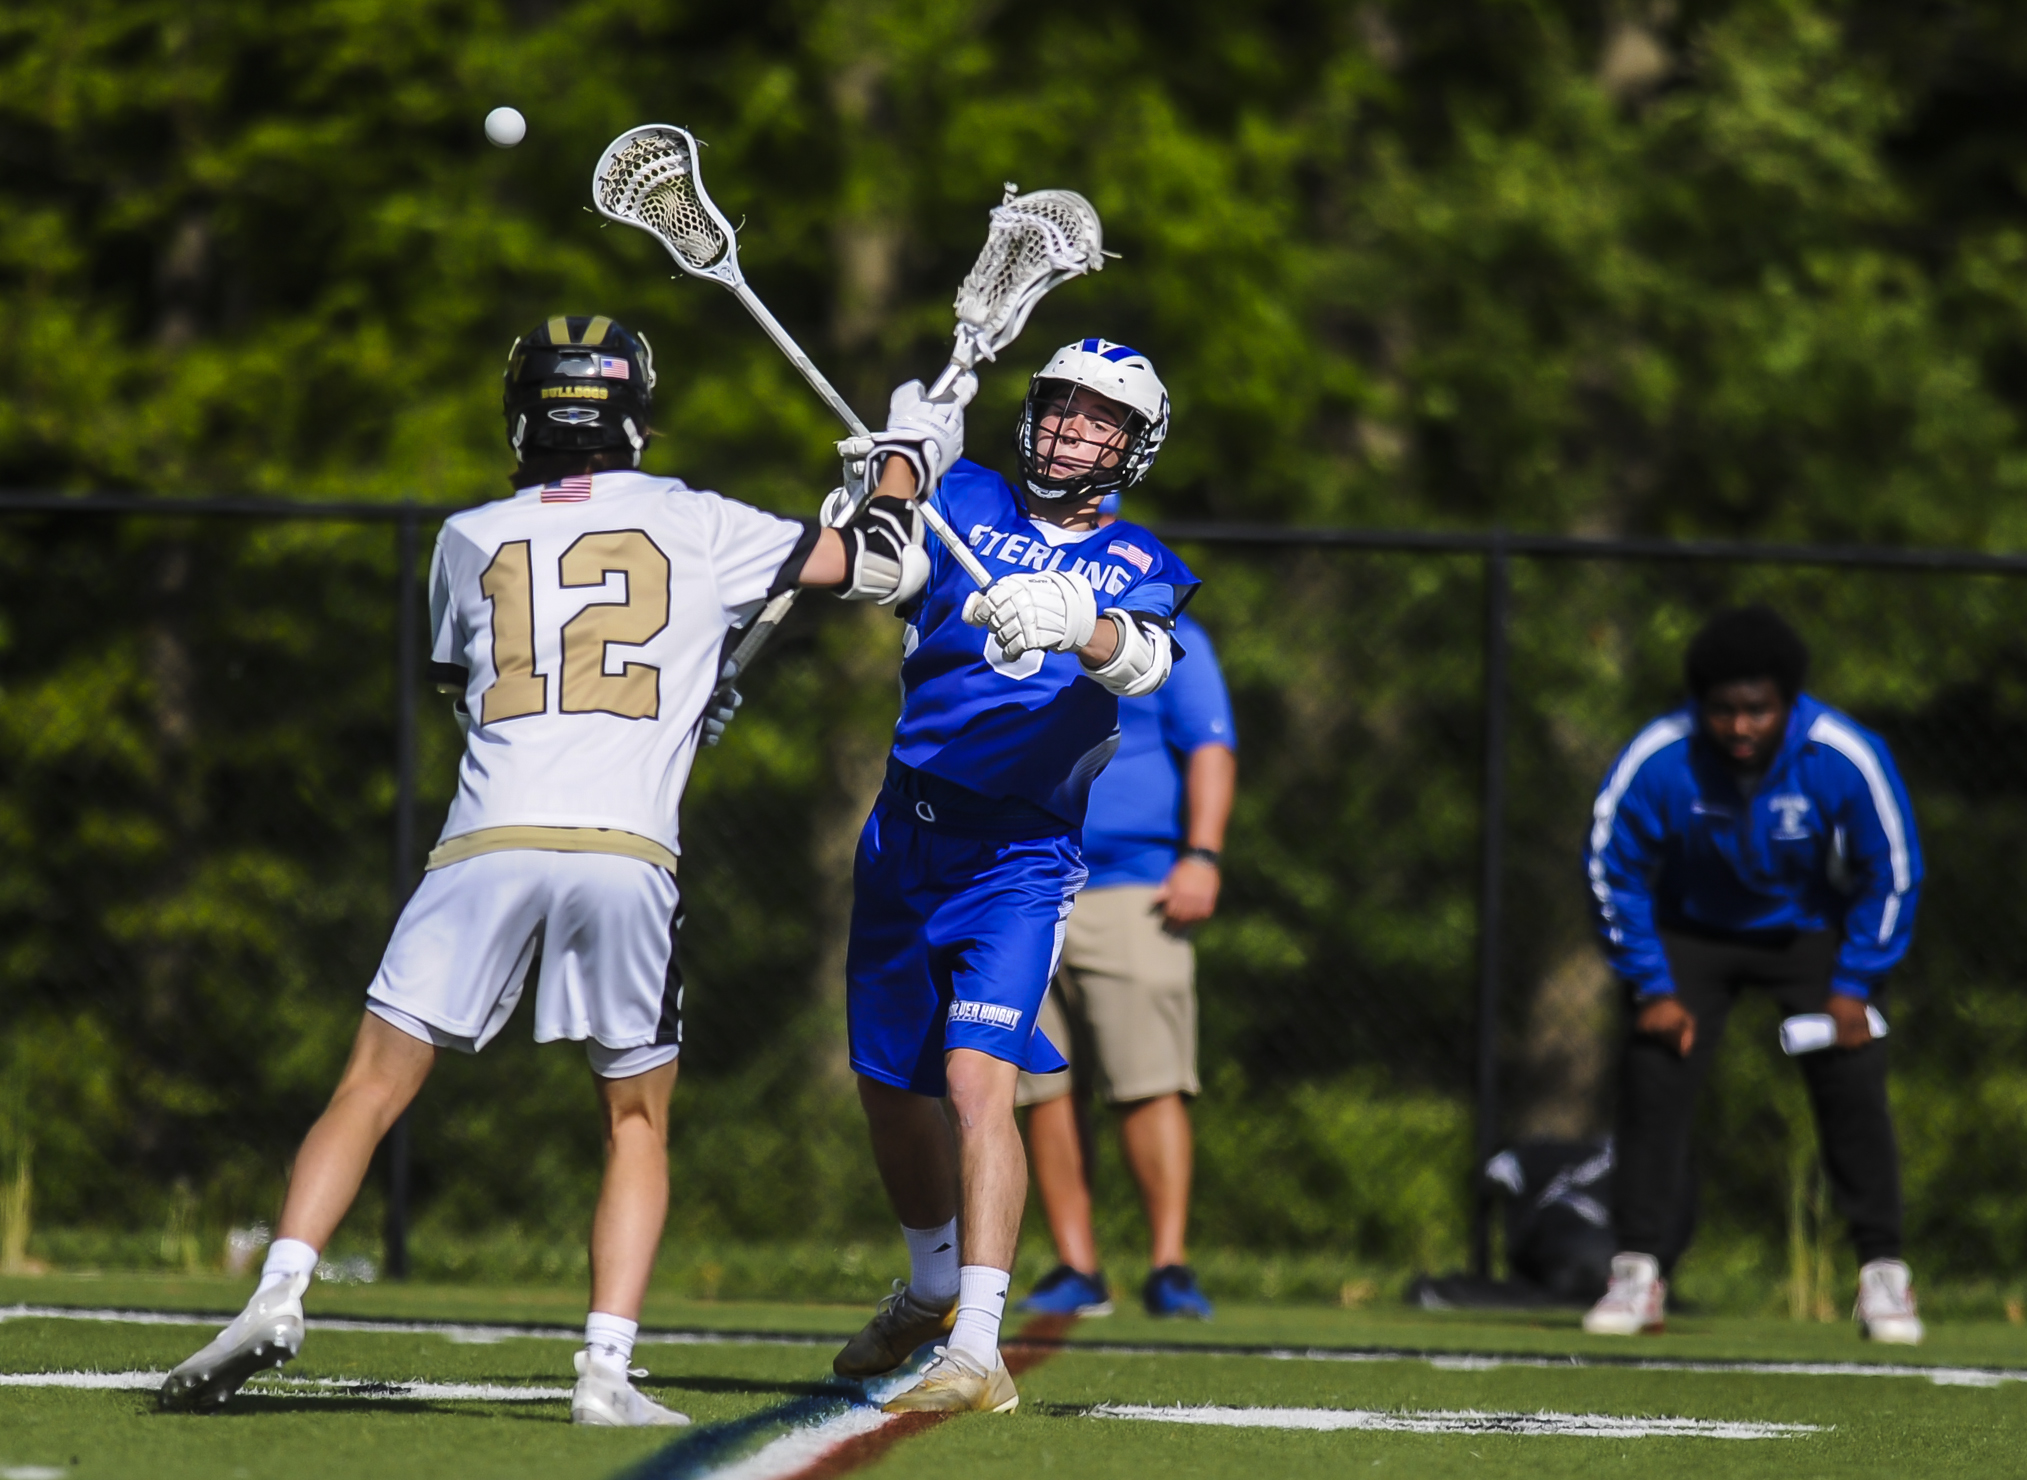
[503,315,657,466]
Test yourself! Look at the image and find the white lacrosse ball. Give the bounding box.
[484,107,526,148]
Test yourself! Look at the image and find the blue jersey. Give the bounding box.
[890,459,1199,827]
[1081,611,1236,887]
[1586,693,1922,999]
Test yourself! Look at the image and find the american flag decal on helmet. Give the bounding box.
[541,474,595,503]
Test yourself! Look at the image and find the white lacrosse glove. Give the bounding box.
[701,685,742,747]
[867,373,976,494]
[833,495,930,605]
[818,484,855,528]
[960,569,1097,659]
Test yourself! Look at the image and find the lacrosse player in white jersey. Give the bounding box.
[160,314,961,1424]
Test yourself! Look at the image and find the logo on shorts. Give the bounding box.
[915,800,938,824]
[948,999,1022,1030]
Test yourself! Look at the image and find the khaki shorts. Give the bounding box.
[1016,884,1199,1107]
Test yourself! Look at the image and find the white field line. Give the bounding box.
[1091,1404,1827,1440]
[0,1304,831,1350]
[3,1303,2020,1388]
[0,1369,568,1402]
[705,1406,894,1480]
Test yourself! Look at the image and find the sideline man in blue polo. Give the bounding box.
[1013,519,1236,1320]
[1582,605,1925,1343]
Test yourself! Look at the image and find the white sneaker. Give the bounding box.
[1582,1252,1667,1335]
[1855,1259,1924,1345]
[158,1270,310,1410]
[571,1349,691,1427]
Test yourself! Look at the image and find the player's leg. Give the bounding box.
[1589,931,1735,1334]
[572,1056,691,1426]
[158,1012,437,1410]
[883,837,1077,1414]
[1015,981,1113,1315]
[589,1059,682,1319]
[279,1013,439,1248]
[532,852,693,1424]
[160,854,546,1410]
[879,1049,1024,1415]
[946,1043,1027,1265]
[831,1077,964,1377]
[835,802,968,1378]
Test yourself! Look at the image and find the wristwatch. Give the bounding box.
[1179,846,1221,867]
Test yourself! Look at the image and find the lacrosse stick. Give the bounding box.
[927,183,1107,399]
[594,124,865,435]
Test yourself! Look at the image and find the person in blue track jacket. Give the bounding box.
[1580,605,1926,1344]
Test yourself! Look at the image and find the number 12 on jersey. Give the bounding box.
[478,530,671,724]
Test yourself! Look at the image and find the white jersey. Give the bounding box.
[428,470,804,859]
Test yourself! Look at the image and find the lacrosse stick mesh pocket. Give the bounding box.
[598,131,728,271]
[954,191,1103,337]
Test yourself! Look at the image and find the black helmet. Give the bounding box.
[502,315,656,466]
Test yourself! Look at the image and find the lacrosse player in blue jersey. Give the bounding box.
[828,341,1197,1414]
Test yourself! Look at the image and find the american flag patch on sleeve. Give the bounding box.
[540,474,595,503]
[1108,540,1153,574]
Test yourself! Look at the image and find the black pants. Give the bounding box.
[1610,929,1903,1272]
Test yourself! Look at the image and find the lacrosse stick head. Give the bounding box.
[949,187,1104,369]
[593,125,743,286]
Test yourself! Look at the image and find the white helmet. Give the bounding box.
[1015,339,1170,501]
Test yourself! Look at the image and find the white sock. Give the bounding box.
[255,1238,319,1297]
[584,1312,638,1370]
[946,1265,1008,1374]
[902,1218,961,1306]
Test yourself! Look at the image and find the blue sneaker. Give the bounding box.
[1143,1264,1213,1319]
[1016,1265,1114,1316]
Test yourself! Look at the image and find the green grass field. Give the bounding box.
[4,1272,2023,1479]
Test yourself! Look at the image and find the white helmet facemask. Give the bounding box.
[1015,339,1170,501]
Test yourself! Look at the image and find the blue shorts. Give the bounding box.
[846,794,1085,1097]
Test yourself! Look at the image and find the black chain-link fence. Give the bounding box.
[5,496,2027,1286]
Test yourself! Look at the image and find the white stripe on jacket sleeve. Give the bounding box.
[1806,712,1912,944]
[1588,715,1695,938]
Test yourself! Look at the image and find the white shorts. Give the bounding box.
[365,849,682,1079]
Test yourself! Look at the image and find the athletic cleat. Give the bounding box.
[1017,1264,1114,1317]
[833,1280,958,1378]
[879,1347,1019,1413]
[157,1271,310,1410]
[1582,1252,1667,1335]
[1855,1258,1925,1345]
[1142,1264,1213,1319]
[570,1349,692,1426]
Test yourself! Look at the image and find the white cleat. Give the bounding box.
[571,1349,692,1427]
[158,1271,310,1410]
[1855,1258,1925,1346]
[1582,1252,1667,1336]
